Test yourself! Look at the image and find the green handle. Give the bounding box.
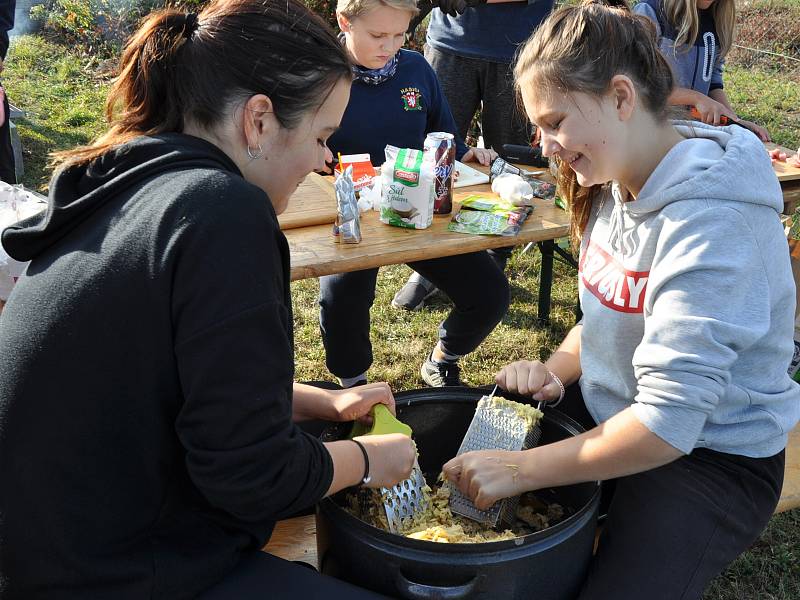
[349,404,412,438]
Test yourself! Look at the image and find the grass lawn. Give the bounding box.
[5,33,799,600]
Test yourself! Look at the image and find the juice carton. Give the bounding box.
[335,153,376,193]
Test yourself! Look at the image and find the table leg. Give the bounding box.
[537,240,555,325]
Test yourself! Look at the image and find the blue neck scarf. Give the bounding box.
[339,34,400,85]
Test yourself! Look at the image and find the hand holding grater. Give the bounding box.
[448,387,544,528]
[350,404,429,534]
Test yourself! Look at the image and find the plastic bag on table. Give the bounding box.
[447,195,532,236]
[0,183,47,300]
[333,165,362,244]
[491,173,534,206]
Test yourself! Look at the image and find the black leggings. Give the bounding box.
[0,85,16,184]
[319,251,509,378]
[557,384,785,600]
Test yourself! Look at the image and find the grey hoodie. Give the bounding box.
[578,121,799,457]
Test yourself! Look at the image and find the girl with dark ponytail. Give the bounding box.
[443,1,798,598]
[0,1,414,597]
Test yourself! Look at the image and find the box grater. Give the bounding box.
[378,459,429,533]
[448,390,543,528]
[351,404,429,534]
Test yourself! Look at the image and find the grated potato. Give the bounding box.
[344,396,552,543]
[483,396,543,430]
[346,482,563,544]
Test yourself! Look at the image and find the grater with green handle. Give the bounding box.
[350,404,429,533]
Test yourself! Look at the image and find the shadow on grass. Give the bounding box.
[17,118,93,189]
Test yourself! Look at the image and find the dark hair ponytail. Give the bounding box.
[513,0,675,250]
[55,0,352,167]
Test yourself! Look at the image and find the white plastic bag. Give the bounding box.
[491,173,534,206]
[0,183,46,300]
[357,176,381,212]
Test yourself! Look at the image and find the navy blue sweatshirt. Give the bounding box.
[329,49,469,166]
[427,0,554,63]
[0,134,333,599]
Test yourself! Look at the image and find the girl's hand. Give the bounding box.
[442,449,530,510]
[330,382,396,422]
[461,147,497,166]
[693,96,737,126]
[495,360,562,402]
[737,119,770,142]
[355,433,416,488]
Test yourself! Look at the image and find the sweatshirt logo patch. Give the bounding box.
[400,87,423,111]
[580,241,649,313]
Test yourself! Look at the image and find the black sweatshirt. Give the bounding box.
[0,134,334,599]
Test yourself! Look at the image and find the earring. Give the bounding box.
[247,143,265,160]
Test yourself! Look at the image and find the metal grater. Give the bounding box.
[448,390,543,528]
[380,458,429,534]
[351,405,430,534]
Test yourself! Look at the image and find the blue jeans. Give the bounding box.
[318,250,509,378]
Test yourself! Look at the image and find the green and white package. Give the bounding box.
[380,145,435,229]
[447,195,533,236]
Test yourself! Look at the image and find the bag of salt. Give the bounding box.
[380,145,435,229]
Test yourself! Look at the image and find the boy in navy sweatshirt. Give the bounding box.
[322,0,507,389]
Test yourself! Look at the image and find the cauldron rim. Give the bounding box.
[319,386,601,553]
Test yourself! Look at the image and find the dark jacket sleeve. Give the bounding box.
[423,59,470,160]
[0,1,16,61]
[167,176,333,526]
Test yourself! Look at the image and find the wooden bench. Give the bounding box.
[264,426,800,568]
[777,424,800,513]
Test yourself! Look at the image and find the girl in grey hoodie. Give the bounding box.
[443,2,798,598]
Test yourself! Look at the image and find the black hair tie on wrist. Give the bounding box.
[183,13,199,39]
[351,439,371,486]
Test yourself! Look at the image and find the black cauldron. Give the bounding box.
[316,387,600,600]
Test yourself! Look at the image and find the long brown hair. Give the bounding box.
[513,0,674,250]
[54,0,352,168]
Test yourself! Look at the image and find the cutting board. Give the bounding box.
[279,173,338,230]
[454,161,490,188]
[767,143,800,182]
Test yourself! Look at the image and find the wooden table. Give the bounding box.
[284,167,571,323]
[766,142,800,214]
[281,148,800,325]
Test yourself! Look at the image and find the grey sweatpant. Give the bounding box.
[424,45,532,150]
[424,45,526,263]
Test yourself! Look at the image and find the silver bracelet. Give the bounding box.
[547,370,565,407]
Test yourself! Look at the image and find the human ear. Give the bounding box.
[610,74,636,122]
[242,94,277,148]
[336,13,351,33]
